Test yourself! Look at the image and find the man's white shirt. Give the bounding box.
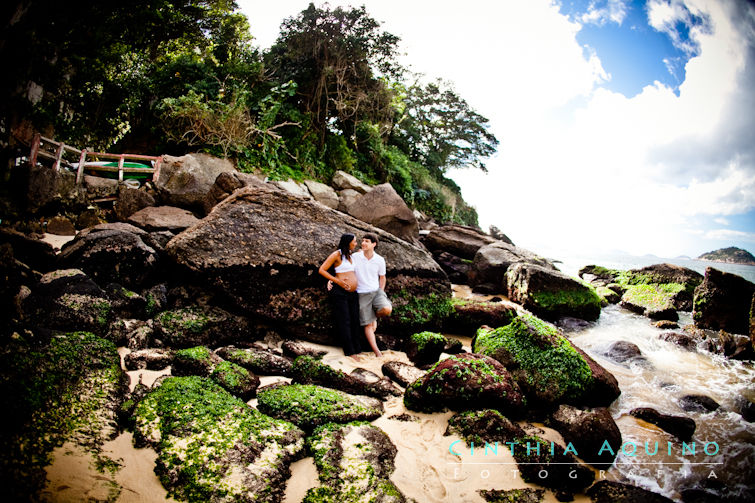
[352,250,386,293]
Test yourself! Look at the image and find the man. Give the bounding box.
[353,233,392,357]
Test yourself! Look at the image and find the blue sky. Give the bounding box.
[240,0,755,259]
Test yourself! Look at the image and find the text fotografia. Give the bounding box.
[448,439,720,458]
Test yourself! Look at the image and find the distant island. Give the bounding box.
[697,247,755,266]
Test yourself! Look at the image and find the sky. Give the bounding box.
[238,0,755,260]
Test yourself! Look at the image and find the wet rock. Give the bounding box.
[479,489,545,503]
[596,286,621,304]
[216,346,294,376]
[693,267,755,335]
[630,407,696,441]
[256,383,383,430]
[403,353,524,415]
[165,185,449,339]
[605,341,649,366]
[107,318,149,347]
[104,282,147,319]
[433,250,472,283]
[25,163,85,214]
[331,170,371,194]
[587,480,675,502]
[304,422,406,502]
[281,340,328,359]
[303,179,339,209]
[443,336,464,354]
[172,346,223,377]
[621,290,678,322]
[82,174,118,200]
[629,263,703,311]
[58,223,159,288]
[292,355,400,398]
[445,299,518,336]
[423,224,496,260]
[142,283,168,317]
[46,215,75,236]
[654,320,679,329]
[127,205,199,232]
[679,394,720,413]
[152,305,252,348]
[446,409,526,443]
[737,397,755,422]
[547,404,621,468]
[155,153,237,212]
[21,269,112,335]
[506,263,602,321]
[124,348,173,370]
[471,241,557,290]
[75,208,104,229]
[133,376,305,502]
[0,227,56,272]
[556,317,593,332]
[209,360,260,400]
[404,331,447,366]
[659,332,698,351]
[114,187,155,221]
[346,183,419,243]
[381,361,426,388]
[144,230,175,253]
[474,314,620,408]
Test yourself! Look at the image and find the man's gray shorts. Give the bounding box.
[358,289,391,326]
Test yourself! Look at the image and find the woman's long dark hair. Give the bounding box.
[338,233,356,260]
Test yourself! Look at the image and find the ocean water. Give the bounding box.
[536,250,755,501]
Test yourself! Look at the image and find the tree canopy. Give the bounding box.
[1,1,499,226]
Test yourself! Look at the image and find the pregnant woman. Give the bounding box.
[318,233,364,359]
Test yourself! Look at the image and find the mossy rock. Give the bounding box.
[305,422,406,503]
[478,488,545,503]
[172,345,221,377]
[620,284,681,321]
[153,305,250,348]
[473,313,596,407]
[405,331,447,366]
[403,353,524,415]
[0,332,127,501]
[292,355,397,399]
[216,346,294,376]
[382,276,454,334]
[210,360,260,400]
[133,376,305,502]
[256,384,383,431]
[505,263,602,321]
[595,286,620,305]
[446,409,525,445]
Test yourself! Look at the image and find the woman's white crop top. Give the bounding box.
[334,253,355,273]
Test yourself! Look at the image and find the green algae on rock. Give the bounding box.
[256,384,383,430]
[210,360,260,399]
[132,376,305,503]
[405,330,448,365]
[403,353,524,415]
[473,314,596,407]
[304,422,406,503]
[0,332,127,501]
[153,305,251,348]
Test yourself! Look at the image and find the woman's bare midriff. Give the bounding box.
[336,271,357,292]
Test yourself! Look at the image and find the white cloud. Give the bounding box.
[581,0,629,26]
[704,229,755,242]
[714,217,730,225]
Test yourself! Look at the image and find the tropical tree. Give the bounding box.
[392,79,499,176]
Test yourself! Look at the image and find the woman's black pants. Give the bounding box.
[329,286,363,356]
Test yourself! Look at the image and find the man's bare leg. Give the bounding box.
[364,322,382,357]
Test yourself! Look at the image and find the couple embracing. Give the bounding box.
[318,232,392,360]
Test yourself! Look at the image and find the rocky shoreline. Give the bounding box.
[1,154,754,502]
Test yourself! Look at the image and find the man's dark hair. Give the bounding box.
[363,232,379,248]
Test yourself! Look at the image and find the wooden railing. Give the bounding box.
[29,133,162,185]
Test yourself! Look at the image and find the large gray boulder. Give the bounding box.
[127,206,199,232]
[506,263,602,321]
[346,183,419,243]
[303,179,339,209]
[156,153,237,211]
[25,164,85,213]
[331,170,371,194]
[693,267,755,335]
[165,185,449,341]
[423,224,496,260]
[470,241,557,293]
